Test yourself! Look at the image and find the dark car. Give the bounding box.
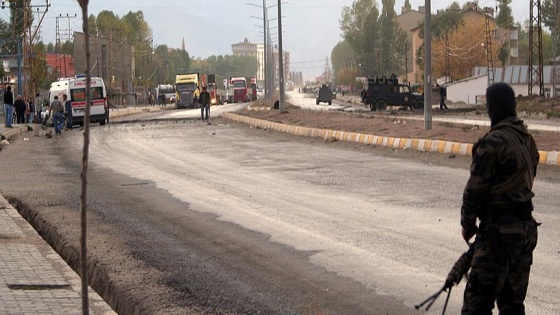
[316,85,333,105]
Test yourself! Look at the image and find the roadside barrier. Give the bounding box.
[223,112,560,167]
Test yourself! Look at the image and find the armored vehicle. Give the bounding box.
[316,84,333,105]
[363,76,424,111]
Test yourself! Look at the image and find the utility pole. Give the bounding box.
[55,14,61,76]
[55,13,77,77]
[528,0,544,96]
[13,0,49,99]
[22,0,31,97]
[484,7,495,86]
[18,0,49,99]
[277,0,285,111]
[423,0,432,130]
[263,0,269,101]
[445,30,450,83]
[552,0,559,97]
[267,19,273,101]
[63,13,77,42]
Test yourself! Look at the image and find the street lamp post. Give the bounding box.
[277,0,285,111]
[423,0,432,130]
[248,1,271,102]
[249,1,286,103]
[263,0,269,101]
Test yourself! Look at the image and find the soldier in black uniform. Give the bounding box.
[460,82,540,315]
[438,84,448,110]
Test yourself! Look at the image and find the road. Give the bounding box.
[0,100,558,314]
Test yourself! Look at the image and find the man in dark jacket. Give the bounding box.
[199,86,211,122]
[3,86,14,127]
[14,94,27,124]
[438,84,448,110]
[62,94,73,130]
[159,92,165,106]
[460,82,539,315]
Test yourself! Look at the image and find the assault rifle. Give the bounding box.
[415,244,474,314]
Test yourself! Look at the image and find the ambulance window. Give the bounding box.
[91,87,103,100]
[71,89,86,101]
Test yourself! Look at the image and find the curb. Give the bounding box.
[223,112,560,167]
[0,124,31,141]
[108,105,171,118]
[246,105,272,112]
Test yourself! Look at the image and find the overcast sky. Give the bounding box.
[2,0,533,79]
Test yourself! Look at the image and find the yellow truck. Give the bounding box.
[175,73,205,108]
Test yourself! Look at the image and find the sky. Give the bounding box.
[2,0,533,79]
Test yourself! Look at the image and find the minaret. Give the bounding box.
[182,37,186,51]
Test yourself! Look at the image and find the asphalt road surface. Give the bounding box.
[1,106,558,315]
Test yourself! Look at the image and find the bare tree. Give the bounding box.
[76,0,91,314]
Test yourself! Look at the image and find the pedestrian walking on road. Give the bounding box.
[14,94,26,124]
[63,94,73,130]
[199,86,211,122]
[3,86,14,127]
[48,95,65,135]
[159,92,165,106]
[459,82,540,315]
[438,84,448,110]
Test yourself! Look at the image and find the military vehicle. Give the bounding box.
[363,75,424,111]
[316,84,333,105]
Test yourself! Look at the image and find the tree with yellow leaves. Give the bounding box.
[431,15,500,81]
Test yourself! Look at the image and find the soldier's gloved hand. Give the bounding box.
[444,277,455,290]
[462,227,477,243]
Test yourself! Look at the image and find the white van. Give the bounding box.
[48,75,108,126]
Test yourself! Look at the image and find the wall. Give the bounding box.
[447,74,488,104]
[395,9,424,84]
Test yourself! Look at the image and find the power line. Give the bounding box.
[2,0,50,98]
[55,13,77,44]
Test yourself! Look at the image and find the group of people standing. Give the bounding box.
[146,91,168,107]
[2,86,73,135]
[2,86,39,127]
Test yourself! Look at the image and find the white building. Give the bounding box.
[446,65,559,105]
[446,74,488,105]
[231,38,290,86]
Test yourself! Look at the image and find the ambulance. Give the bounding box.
[48,75,109,126]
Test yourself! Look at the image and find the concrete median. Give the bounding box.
[223,112,560,167]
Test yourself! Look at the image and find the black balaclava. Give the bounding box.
[486,82,516,126]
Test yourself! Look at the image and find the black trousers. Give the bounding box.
[16,109,26,123]
[201,104,210,121]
